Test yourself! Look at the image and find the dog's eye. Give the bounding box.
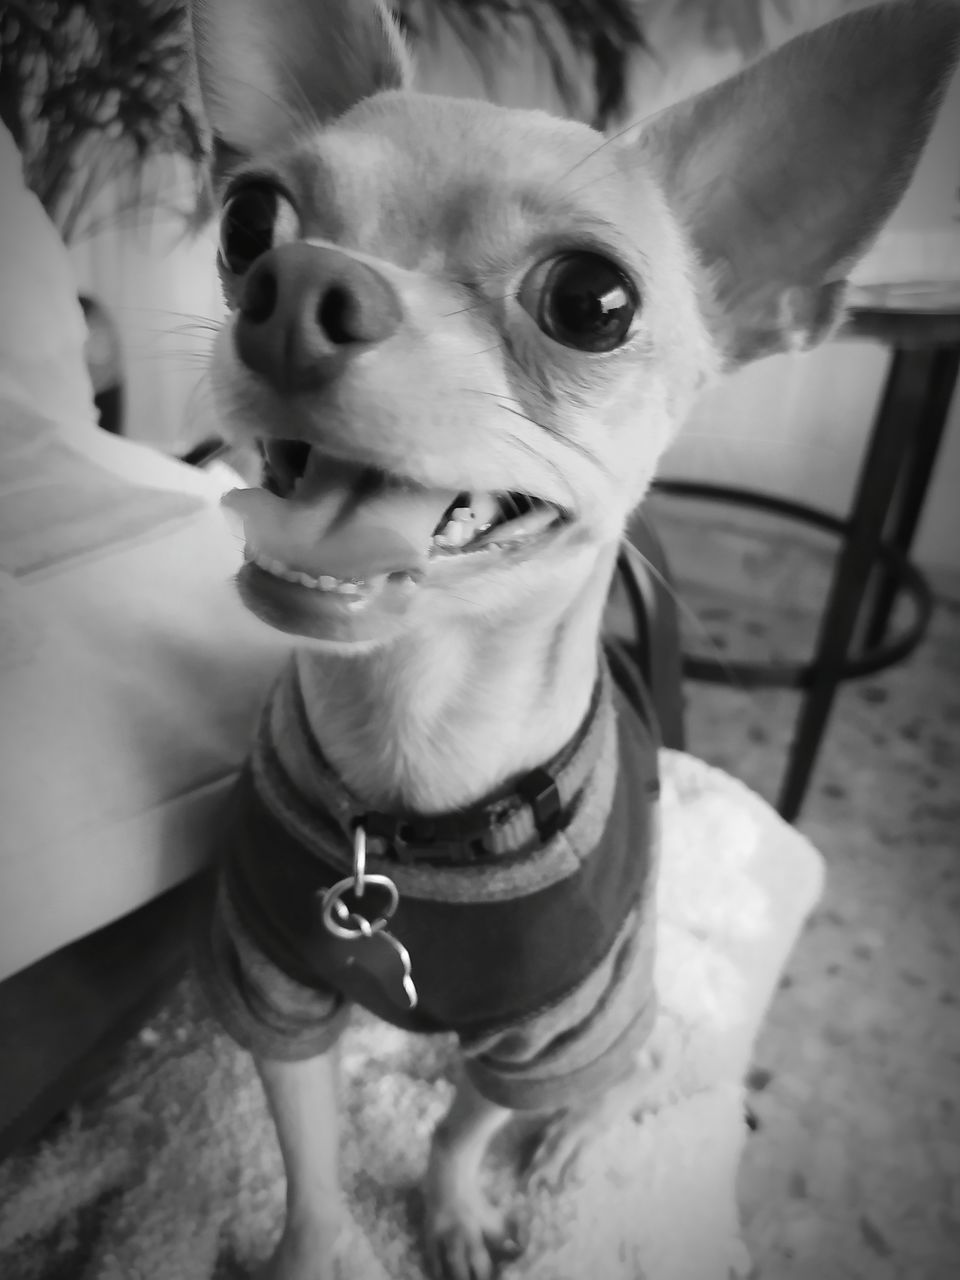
[219,184,298,275]
[519,252,639,353]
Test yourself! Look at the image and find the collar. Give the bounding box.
[268,655,616,866]
[358,663,610,861]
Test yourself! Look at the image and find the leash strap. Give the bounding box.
[615,511,686,752]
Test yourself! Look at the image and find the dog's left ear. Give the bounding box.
[639,0,960,366]
[190,0,411,177]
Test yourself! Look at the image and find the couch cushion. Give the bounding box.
[0,397,290,981]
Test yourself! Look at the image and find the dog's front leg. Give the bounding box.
[256,1051,343,1280]
[423,1069,522,1280]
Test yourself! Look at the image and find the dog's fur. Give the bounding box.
[190,2,960,1276]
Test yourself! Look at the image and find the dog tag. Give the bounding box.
[320,876,418,1010]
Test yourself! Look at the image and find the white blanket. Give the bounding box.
[0,750,824,1280]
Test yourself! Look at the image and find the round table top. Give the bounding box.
[843,281,960,347]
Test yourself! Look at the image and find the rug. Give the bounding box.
[0,752,824,1280]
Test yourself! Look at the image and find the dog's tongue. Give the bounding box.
[222,454,458,580]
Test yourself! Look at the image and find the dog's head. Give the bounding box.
[192,0,958,647]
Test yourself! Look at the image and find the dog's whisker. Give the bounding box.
[625,546,747,695]
[269,46,326,138]
[219,69,310,140]
[458,388,526,407]
[181,374,223,439]
[459,389,608,483]
[440,285,520,321]
[130,342,216,357]
[555,162,647,207]
[116,307,222,326]
[496,401,608,481]
[159,322,222,338]
[463,342,505,358]
[549,113,650,195]
[440,298,494,320]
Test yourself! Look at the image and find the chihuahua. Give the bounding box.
[189,1,959,1277]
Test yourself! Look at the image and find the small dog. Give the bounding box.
[189,2,959,1277]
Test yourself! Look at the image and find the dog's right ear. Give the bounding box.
[638,0,960,367]
[190,0,411,176]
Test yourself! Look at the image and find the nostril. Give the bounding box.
[233,247,401,388]
[318,285,355,345]
[240,264,278,324]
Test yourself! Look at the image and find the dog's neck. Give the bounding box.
[296,546,617,813]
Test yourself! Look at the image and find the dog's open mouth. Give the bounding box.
[223,440,567,596]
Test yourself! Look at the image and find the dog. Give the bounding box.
[188,1,959,1276]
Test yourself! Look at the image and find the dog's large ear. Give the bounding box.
[639,0,960,366]
[190,0,411,174]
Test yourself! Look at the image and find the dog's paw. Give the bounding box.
[530,1100,633,1192]
[528,1109,592,1193]
[423,1191,524,1280]
[530,1071,653,1192]
[255,1224,343,1280]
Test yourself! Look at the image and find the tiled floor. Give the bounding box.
[650,497,960,1280]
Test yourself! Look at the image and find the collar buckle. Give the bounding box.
[356,772,564,863]
[516,769,564,843]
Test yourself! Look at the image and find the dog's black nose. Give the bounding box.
[234,242,402,393]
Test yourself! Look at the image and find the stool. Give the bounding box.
[653,282,960,823]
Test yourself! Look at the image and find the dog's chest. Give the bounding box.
[222,657,660,1038]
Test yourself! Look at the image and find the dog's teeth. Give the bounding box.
[471,493,500,529]
[248,551,371,593]
[433,506,478,548]
[429,493,503,553]
[433,518,474,548]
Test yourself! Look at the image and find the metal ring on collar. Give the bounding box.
[321,872,399,940]
[353,822,368,897]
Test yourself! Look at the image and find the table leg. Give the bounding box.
[861,346,959,650]
[777,347,935,821]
